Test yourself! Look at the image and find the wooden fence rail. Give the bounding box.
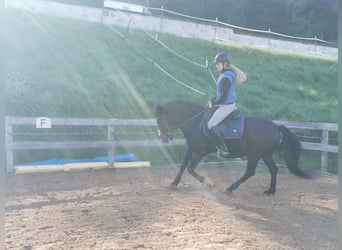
[4,116,338,174]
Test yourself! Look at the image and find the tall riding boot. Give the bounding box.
[209,126,229,157]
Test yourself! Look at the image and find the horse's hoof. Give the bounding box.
[224,189,233,195]
[206,183,214,188]
[264,190,275,195]
[169,183,177,190]
[221,152,230,158]
[198,176,205,183]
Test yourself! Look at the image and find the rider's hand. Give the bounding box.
[207,101,213,109]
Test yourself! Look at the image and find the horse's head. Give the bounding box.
[156,100,205,143]
[155,104,176,143]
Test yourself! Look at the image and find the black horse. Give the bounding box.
[155,100,310,195]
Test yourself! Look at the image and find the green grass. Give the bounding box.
[5,9,338,172]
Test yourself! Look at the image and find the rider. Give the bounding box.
[207,51,241,157]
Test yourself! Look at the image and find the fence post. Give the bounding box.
[100,0,104,23]
[160,6,163,33]
[314,36,317,56]
[268,28,271,49]
[107,126,115,168]
[321,129,329,172]
[5,123,14,173]
[214,17,218,40]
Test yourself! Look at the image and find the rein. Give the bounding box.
[159,109,206,138]
[177,109,207,130]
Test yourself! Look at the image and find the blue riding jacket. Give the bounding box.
[216,70,236,104]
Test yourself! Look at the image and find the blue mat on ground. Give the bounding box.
[22,153,138,166]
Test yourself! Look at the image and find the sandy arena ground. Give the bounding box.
[5,166,338,250]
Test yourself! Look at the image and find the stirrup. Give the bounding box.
[216,148,229,157]
[221,151,229,157]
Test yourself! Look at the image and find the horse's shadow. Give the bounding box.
[203,175,337,248]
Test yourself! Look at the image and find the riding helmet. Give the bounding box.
[214,52,230,63]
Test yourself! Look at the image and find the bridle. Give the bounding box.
[157,128,175,140]
[157,109,207,142]
[157,117,176,141]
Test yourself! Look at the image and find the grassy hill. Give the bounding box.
[5,8,338,172]
[6,8,337,121]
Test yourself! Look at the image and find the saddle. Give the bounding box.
[201,107,245,139]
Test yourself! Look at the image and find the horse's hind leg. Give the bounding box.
[262,154,278,195]
[170,149,192,188]
[187,153,205,183]
[224,156,259,194]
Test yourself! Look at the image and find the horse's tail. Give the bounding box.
[278,125,311,178]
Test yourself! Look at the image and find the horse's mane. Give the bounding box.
[172,100,203,105]
[163,100,204,109]
[156,100,205,118]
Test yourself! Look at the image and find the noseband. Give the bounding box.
[157,117,176,140]
[157,109,206,141]
[157,128,175,139]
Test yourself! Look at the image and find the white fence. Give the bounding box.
[5,0,338,58]
[5,116,338,174]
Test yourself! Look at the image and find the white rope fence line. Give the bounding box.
[216,20,270,35]
[149,7,215,23]
[216,19,336,45]
[153,63,207,96]
[107,7,217,88]
[207,67,217,85]
[107,6,334,89]
[144,31,207,69]
[143,31,217,85]
[148,6,337,47]
[104,22,207,96]
[109,7,209,69]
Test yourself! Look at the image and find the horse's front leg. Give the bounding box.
[187,152,205,183]
[170,149,192,188]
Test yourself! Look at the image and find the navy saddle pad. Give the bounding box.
[218,114,244,139]
[202,108,245,139]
